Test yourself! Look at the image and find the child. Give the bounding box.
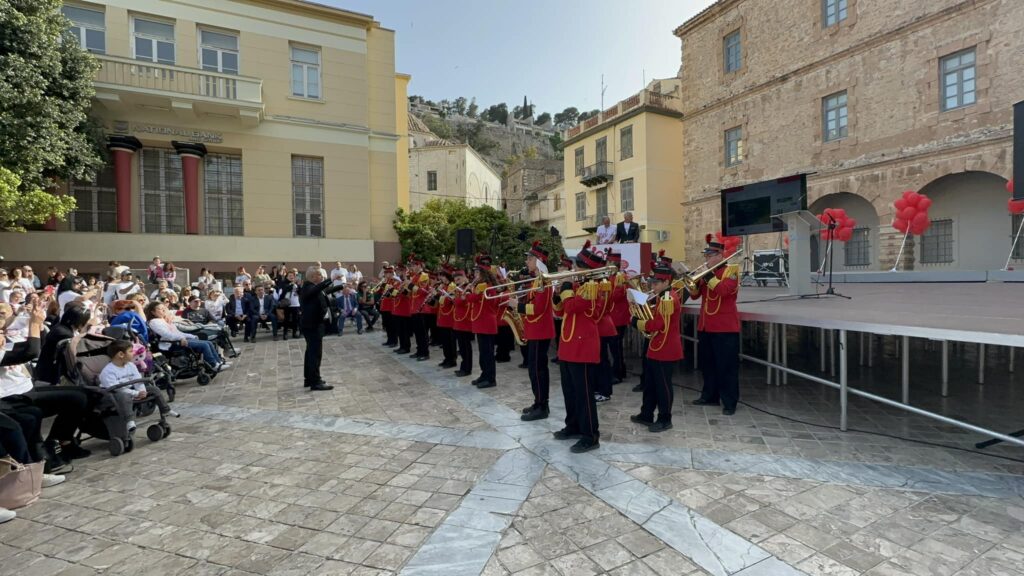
[98,340,178,431]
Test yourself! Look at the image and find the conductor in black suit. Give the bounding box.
[300,266,344,391]
[615,212,640,243]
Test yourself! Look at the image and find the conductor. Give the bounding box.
[300,265,344,391]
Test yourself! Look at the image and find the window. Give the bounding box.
[940,48,976,112]
[620,126,633,160]
[290,45,321,99]
[844,227,870,266]
[823,91,848,142]
[133,18,175,65]
[204,153,243,236]
[575,192,586,221]
[63,5,105,54]
[596,137,607,164]
[620,178,634,212]
[723,30,742,73]
[139,149,184,234]
[70,164,116,232]
[920,219,954,264]
[725,126,744,167]
[200,29,238,73]
[574,147,584,176]
[427,171,438,191]
[554,194,561,211]
[1012,215,1024,260]
[596,188,608,221]
[823,0,848,27]
[292,156,324,237]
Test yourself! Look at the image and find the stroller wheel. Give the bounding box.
[162,424,172,438]
[147,425,164,442]
[197,373,211,386]
[125,438,134,453]
[109,437,124,457]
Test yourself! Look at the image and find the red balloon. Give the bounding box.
[911,211,929,228]
[1009,198,1024,215]
[911,222,929,235]
[1009,180,1015,195]
[898,207,917,220]
[916,196,932,211]
[902,190,916,199]
[893,218,909,233]
[837,227,853,242]
[845,217,857,229]
[894,198,908,211]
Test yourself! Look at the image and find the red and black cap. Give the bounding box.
[649,263,675,282]
[559,255,574,270]
[475,254,493,270]
[525,240,549,263]
[704,233,725,254]
[576,241,606,270]
[407,253,424,266]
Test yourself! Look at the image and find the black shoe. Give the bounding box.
[309,383,335,391]
[476,381,496,389]
[631,384,644,392]
[394,348,410,354]
[383,341,395,346]
[551,358,559,364]
[630,414,654,426]
[520,406,549,421]
[495,357,511,363]
[273,335,279,341]
[516,363,528,369]
[59,441,91,460]
[243,336,249,343]
[722,408,736,416]
[692,398,719,406]
[438,361,457,368]
[648,421,673,433]
[521,404,535,414]
[471,377,483,385]
[409,352,420,358]
[231,332,238,338]
[570,439,600,453]
[44,440,72,473]
[612,377,623,385]
[357,329,364,335]
[454,370,472,377]
[304,382,311,388]
[553,428,581,441]
[282,335,288,341]
[416,356,430,362]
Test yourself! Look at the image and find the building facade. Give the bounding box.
[676,0,1023,271]
[0,0,407,274]
[523,179,566,240]
[560,79,685,255]
[408,142,501,211]
[503,158,563,222]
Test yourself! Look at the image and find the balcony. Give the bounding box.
[562,89,682,142]
[579,161,613,187]
[92,55,264,125]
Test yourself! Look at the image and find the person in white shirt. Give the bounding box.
[98,340,178,432]
[348,265,363,285]
[596,215,615,244]
[145,301,230,371]
[9,268,33,295]
[330,262,349,287]
[105,271,141,305]
[149,280,170,301]
[234,266,251,287]
[0,269,10,302]
[204,289,228,323]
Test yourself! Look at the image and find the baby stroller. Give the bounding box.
[149,333,216,387]
[102,325,175,401]
[59,332,173,456]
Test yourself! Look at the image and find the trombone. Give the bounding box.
[483,265,617,299]
[678,249,744,293]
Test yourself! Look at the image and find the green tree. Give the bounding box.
[553,107,579,129]
[0,167,76,231]
[548,132,564,158]
[454,120,497,156]
[0,0,105,225]
[535,112,551,126]
[523,146,539,160]
[578,109,600,122]
[421,114,453,140]
[481,103,509,125]
[467,97,479,118]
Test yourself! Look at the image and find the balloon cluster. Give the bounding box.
[1007,180,1024,215]
[713,231,742,256]
[817,208,857,242]
[892,190,933,236]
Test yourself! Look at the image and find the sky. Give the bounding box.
[320,0,716,115]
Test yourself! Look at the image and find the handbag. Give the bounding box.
[0,457,44,509]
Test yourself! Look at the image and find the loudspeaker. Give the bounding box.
[456,228,475,256]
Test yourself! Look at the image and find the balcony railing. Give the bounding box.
[563,89,682,140]
[580,161,613,186]
[94,54,263,106]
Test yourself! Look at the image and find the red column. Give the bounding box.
[107,136,141,233]
[172,141,207,236]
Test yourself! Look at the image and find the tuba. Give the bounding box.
[501,308,527,346]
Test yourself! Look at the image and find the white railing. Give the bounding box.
[95,55,262,104]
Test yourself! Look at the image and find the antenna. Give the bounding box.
[642,67,646,88]
[600,74,607,110]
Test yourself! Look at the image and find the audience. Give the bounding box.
[276,271,301,341]
[163,262,178,289]
[225,286,258,342]
[252,285,278,341]
[234,266,251,286]
[336,285,362,335]
[145,301,229,371]
[204,289,228,323]
[147,256,164,283]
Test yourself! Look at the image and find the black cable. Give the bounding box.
[675,382,1024,465]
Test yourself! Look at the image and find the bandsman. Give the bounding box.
[690,235,741,416]
[630,262,685,432]
[508,241,554,421]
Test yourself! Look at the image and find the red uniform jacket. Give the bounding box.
[392,280,412,317]
[589,280,616,338]
[555,281,600,363]
[436,283,455,328]
[608,273,631,328]
[453,288,472,332]
[520,277,554,341]
[638,290,683,361]
[410,272,430,314]
[691,264,740,333]
[468,282,499,334]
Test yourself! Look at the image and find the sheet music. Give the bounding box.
[627,288,648,305]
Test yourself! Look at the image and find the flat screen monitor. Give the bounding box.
[720,175,808,236]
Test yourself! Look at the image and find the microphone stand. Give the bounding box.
[822,214,849,299]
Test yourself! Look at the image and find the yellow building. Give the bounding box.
[0,0,408,275]
[561,79,684,256]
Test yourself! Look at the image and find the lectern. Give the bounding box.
[772,211,822,296]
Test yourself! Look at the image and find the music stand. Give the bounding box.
[771,210,824,297]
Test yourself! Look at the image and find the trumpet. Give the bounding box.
[542,266,616,286]
[679,249,744,293]
[483,275,538,300]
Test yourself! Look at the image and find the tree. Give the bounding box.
[578,109,600,122]
[481,103,508,125]
[455,120,497,156]
[553,107,579,129]
[548,133,564,158]
[523,146,539,160]
[453,96,468,116]
[1,0,105,228]
[0,167,76,231]
[535,112,551,126]
[421,114,453,140]
[467,97,479,118]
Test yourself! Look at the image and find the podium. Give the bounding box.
[772,211,822,296]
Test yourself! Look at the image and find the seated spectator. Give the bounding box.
[150,279,170,301]
[182,296,215,325]
[36,301,92,385]
[99,340,177,432]
[46,267,61,287]
[336,285,362,335]
[357,281,379,331]
[253,265,271,288]
[330,262,348,287]
[205,289,227,323]
[22,266,41,290]
[252,285,278,341]
[234,266,251,287]
[148,256,164,284]
[108,261,130,280]
[163,262,178,289]
[0,269,9,301]
[225,286,257,341]
[9,267,33,294]
[109,299,150,343]
[145,301,230,371]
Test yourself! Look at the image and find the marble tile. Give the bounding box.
[733,556,810,576]
[643,503,770,576]
[399,525,501,576]
[594,479,672,525]
[483,449,547,488]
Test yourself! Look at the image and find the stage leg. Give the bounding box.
[840,329,848,432]
[830,330,836,378]
[941,340,949,398]
[859,332,865,367]
[867,334,874,367]
[781,324,788,385]
[902,336,910,404]
[767,322,775,385]
[1010,347,1015,374]
[978,344,985,385]
[820,328,826,372]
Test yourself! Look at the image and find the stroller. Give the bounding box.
[59,330,173,456]
[149,333,216,387]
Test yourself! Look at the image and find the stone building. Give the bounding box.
[503,159,564,222]
[523,179,566,241]
[409,142,501,211]
[675,0,1022,271]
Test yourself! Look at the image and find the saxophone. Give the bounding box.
[502,307,527,346]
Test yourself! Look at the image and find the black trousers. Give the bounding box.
[361,307,379,329]
[495,326,513,361]
[476,333,496,383]
[527,339,551,408]
[396,315,411,350]
[597,336,614,397]
[436,326,457,364]
[641,358,675,423]
[412,313,429,357]
[559,361,599,442]
[698,331,740,410]
[283,307,300,337]
[610,326,627,380]
[0,409,37,463]
[227,315,257,339]
[425,314,437,345]
[456,330,474,373]
[25,387,88,443]
[382,310,397,344]
[637,337,650,391]
[302,324,325,386]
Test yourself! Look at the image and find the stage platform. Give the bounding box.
[809,269,1024,283]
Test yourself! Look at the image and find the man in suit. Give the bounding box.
[300,266,345,391]
[252,285,279,341]
[225,286,259,342]
[615,211,640,243]
[335,285,363,335]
